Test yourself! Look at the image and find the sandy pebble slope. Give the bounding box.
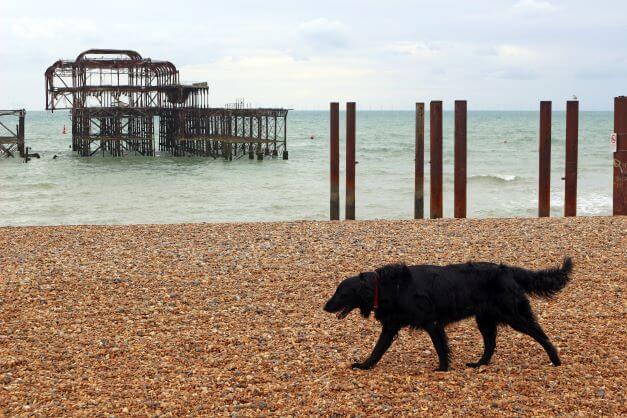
[0,217,625,416]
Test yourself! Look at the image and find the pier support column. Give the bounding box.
[539,101,552,217]
[564,100,578,217]
[330,102,340,220]
[454,100,467,218]
[614,96,627,215]
[414,103,425,219]
[346,102,356,220]
[430,101,443,218]
[18,110,25,158]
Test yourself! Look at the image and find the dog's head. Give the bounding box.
[323,273,375,319]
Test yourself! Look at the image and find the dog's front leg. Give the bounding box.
[425,323,451,371]
[352,324,400,370]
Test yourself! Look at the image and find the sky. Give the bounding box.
[1,0,626,110]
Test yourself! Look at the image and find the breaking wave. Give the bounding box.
[469,174,521,183]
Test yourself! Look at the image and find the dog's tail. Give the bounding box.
[512,257,573,298]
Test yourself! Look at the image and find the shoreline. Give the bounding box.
[1,216,625,415]
[0,213,621,229]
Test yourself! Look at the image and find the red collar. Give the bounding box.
[373,272,379,309]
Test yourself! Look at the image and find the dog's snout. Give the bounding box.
[323,294,340,312]
[323,298,334,312]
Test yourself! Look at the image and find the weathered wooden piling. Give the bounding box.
[414,103,425,219]
[330,102,340,220]
[564,100,579,217]
[538,101,552,217]
[454,100,467,218]
[614,96,627,215]
[346,102,356,220]
[430,101,443,218]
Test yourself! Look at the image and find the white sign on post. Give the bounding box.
[611,133,617,153]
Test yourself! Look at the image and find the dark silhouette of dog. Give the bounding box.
[323,258,572,371]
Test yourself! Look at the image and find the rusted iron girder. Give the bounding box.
[414,103,425,219]
[614,96,627,215]
[564,101,579,217]
[346,102,356,220]
[330,102,340,220]
[430,101,443,218]
[538,101,552,217]
[454,100,467,218]
[45,49,206,111]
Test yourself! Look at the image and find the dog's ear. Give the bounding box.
[377,263,412,287]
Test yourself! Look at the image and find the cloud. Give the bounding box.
[495,44,538,65]
[493,68,539,80]
[178,51,374,107]
[384,42,441,60]
[6,17,98,41]
[298,18,349,49]
[183,52,372,83]
[576,57,627,80]
[511,0,557,17]
[489,45,541,79]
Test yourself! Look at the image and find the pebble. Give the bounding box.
[0,217,624,416]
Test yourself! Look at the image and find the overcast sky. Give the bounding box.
[1,0,625,110]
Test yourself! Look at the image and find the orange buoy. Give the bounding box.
[62,125,67,134]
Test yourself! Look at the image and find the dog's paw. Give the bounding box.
[351,362,371,370]
[434,366,450,372]
[465,361,485,368]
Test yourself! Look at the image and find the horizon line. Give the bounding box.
[20,108,616,113]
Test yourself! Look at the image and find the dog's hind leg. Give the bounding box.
[505,312,561,366]
[351,324,401,370]
[425,323,451,371]
[466,315,497,368]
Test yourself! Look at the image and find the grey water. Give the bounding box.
[0,110,614,226]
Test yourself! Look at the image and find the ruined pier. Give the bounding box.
[0,109,25,158]
[45,49,288,158]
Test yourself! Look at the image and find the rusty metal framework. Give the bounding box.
[45,49,288,158]
[0,110,25,158]
[159,108,288,159]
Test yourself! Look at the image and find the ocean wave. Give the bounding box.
[24,182,57,190]
[577,193,612,215]
[469,174,521,183]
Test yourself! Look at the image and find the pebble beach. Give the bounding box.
[1,216,625,416]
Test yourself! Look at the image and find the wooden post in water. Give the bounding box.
[18,110,25,158]
[414,103,425,219]
[430,101,443,218]
[346,102,356,220]
[454,100,467,218]
[538,101,552,217]
[564,100,579,217]
[614,96,627,215]
[330,102,340,220]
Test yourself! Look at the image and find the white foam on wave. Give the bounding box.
[578,193,612,215]
[469,174,521,182]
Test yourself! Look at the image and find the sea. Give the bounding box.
[0,110,615,226]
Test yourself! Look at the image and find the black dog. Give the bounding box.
[323,258,572,371]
